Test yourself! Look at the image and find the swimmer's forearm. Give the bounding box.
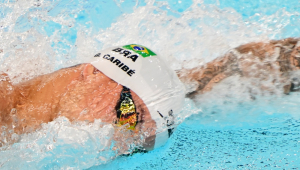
[178,37,300,97]
[178,50,239,98]
[177,39,276,96]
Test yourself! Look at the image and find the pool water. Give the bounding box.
[1,0,300,169]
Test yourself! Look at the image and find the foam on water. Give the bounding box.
[1,0,300,169]
[0,117,116,169]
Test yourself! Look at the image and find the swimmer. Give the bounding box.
[1,38,300,151]
[0,44,185,152]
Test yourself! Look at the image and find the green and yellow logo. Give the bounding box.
[123,44,156,58]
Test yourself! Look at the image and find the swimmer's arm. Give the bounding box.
[177,40,285,97]
[178,38,300,97]
[177,41,279,98]
[177,51,239,98]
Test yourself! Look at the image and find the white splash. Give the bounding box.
[0,117,116,169]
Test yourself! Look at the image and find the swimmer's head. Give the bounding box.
[90,44,186,149]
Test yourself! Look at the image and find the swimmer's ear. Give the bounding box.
[82,64,95,79]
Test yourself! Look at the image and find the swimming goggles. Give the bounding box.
[115,86,138,130]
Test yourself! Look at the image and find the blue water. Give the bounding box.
[1,0,300,169]
[95,115,300,169]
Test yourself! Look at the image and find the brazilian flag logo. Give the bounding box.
[123,44,156,58]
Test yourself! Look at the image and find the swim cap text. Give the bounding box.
[102,54,135,77]
[112,48,138,62]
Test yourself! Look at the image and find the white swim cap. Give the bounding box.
[90,44,185,148]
